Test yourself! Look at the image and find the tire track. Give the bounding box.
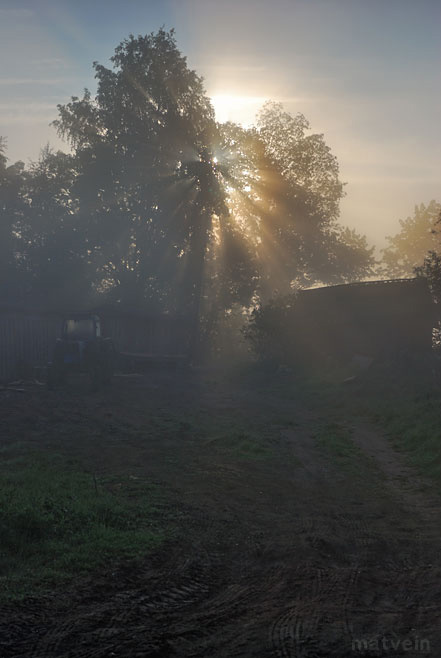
[29,545,220,657]
[268,568,347,657]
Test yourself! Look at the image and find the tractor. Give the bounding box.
[47,314,116,389]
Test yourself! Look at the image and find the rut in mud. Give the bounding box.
[0,371,440,657]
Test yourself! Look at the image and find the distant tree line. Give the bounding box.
[380,199,441,308]
[381,200,441,279]
[1,29,378,354]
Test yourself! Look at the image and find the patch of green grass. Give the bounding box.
[314,421,378,484]
[0,453,167,601]
[315,422,359,466]
[204,429,273,461]
[296,361,441,486]
[378,394,441,483]
[325,364,441,483]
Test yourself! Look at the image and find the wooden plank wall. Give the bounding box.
[99,314,190,355]
[0,310,191,381]
[0,311,62,381]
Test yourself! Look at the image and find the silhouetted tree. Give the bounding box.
[218,108,374,301]
[0,138,28,303]
[53,30,255,357]
[53,28,218,313]
[257,102,343,224]
[415,251,441,303]
[1,30,376,361]
[20,147,90,308]
[381,200,441,278]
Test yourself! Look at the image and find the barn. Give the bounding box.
[291,277,437,362]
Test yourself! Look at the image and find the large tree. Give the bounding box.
[217,106,374,300]
[53,30,259,356]
[1,30,375,359]
[53,29,220,313]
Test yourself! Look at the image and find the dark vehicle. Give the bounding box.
[47,314,116,388]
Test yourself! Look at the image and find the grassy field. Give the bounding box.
[243,356,441,485]
[1,365,440,600]
[0,448,167,601]
[2,366,441,656]
[0,373,278,602]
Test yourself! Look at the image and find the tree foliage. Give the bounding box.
[415,251,441,306]
[381,200,441,278]
[257,102,343,224]
[218,113,374,300]
[52,29,222,313]
[0,138,27,303]
[0,29,375,354]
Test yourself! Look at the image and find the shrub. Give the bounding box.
[243,293,306,366]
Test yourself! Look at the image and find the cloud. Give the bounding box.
[0,101,57,124]
[34,57,73,70]
[0,78,66,86]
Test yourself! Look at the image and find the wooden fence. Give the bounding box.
[0,307,190,382]
[0,309,61,382]
[99,311,190,356]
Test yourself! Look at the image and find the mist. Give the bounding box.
[1,10,441,658]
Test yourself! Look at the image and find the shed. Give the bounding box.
[290,278,437,362]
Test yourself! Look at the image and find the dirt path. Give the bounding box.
[1,373,441,657]
[352,422,441,525]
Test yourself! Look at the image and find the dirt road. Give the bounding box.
[1,371,440,656]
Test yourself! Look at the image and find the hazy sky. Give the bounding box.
[0,0,440,248]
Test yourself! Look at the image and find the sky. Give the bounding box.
[0,0,440,248]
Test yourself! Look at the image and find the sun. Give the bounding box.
[210,94,267,127]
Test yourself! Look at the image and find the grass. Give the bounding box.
[147,399,276,462]
[376,393,441,484]
[331,361,441,485]
[315,422,358,465]
[0,393,277,603]
[204,428,273,460]
[235,355,441,484]
[290,358,441,487]
[314,421,378,483]
[228,360,441,487]
[0,450,167,601]
[4,360,439,602]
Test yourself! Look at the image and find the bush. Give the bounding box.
[243,292,319,368]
